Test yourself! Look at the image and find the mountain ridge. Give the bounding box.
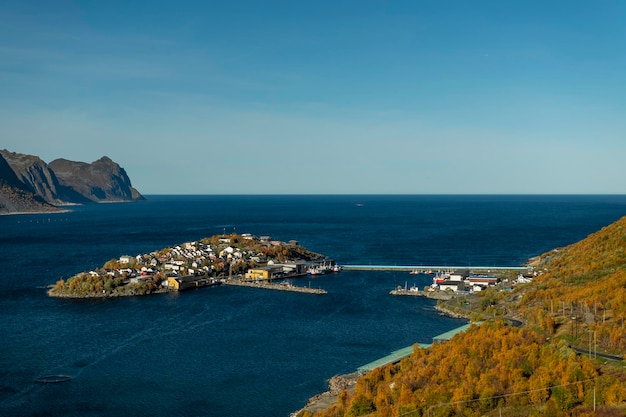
[0,149,144,214]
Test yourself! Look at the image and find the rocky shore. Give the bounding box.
[47,286,169,299]
[291,372,359,417]
[434,303,472,319]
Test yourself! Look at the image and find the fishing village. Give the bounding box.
[47,233,339,298]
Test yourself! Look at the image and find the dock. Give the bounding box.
[223,279,327,294]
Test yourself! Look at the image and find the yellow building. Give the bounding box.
[244,265,283,281]
[167,275,213,290]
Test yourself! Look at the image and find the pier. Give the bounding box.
[342,265,531,272]
[223,279,327,294]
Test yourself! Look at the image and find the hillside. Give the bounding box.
[0,154,60,214]
[304,322,618,417]
[0,150,144,214]
[302,216,626,417]
[518,216,626,354]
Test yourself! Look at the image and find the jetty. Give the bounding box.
[389,288,454,300]
[223,279,327,294]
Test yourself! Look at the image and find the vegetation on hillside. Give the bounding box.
[303,321,626,417]
[518,216,626,354]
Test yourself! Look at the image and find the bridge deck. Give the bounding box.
[342,265,530,271]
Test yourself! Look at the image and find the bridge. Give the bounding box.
[341,265,531,272]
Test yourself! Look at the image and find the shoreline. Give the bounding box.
[433,303,472,319]
[47,287,171,299]
[389,288,455,300]
[291,372,359,417]
[0,209,72,216]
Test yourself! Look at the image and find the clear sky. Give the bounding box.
[1,1,625,194]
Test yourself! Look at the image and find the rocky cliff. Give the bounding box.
[0,150,144,214]
[49,156,144,203]
[0,154,60,214]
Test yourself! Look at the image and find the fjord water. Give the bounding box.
[2,195,626,417]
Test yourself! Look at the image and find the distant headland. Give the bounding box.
[0,149,144,215]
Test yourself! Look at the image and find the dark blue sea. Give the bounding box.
[2,195,626,417]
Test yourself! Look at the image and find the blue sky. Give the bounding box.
[1,1,625,194]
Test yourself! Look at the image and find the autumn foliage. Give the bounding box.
[520,216,626,353]
[305,322,618,417]
[305,215,626,417]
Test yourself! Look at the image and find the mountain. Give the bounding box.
[0,149,72,205]
[0,150,144,214]
[0,154,60,214]
[49,156,144,203]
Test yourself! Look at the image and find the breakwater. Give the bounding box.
[389,288,454,300]
[223,279,327,294]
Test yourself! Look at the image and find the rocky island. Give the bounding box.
[48,233,326,298]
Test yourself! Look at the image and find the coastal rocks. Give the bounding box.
[434,304,472,319]
[292,373,359,417]
[328,373,358,394]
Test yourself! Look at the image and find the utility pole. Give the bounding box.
[594,385,596,411]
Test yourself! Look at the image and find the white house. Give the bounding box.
[439,281,466,292]
[119,255,134,264]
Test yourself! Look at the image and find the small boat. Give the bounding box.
[432,271,450,284]
[35,375,73,383]
[308,261,339,275]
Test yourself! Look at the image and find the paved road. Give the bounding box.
[569,345,624,361]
